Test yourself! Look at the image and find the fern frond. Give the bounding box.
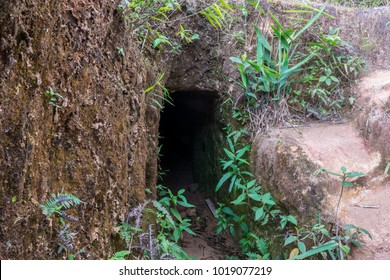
[256,237,269,256]
[153,200,175,228]
[39,193,85,218]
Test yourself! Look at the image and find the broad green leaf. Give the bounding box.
[248,193,262,201]
[240,222,249,233]
[287,215,298,225]
[342,181,353,187]
[183,227,197,236]
[255,207,265,220]
[177,189,185,195]
[216,171,233,191]
[284,236,297,246]
[345,171,365,178]
[177,200,195,208]
[227,137,235,152]
[291,4,326,40]
[170,208,182,222]
[222,207,235,216]
[291,241,338,259]
[223,148,235,160]
[173,228,181,242]
[222,159,234,170]
[247,179,257,188]
[262,192,276,205]
[358,227,372,239]
[228,174,237,193]
[298,241,306,253]
[229,56,242,64]
[232,192,246,205]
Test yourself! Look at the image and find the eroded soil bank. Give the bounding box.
[1,0,389,259]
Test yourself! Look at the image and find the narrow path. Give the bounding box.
[162,160,238,259]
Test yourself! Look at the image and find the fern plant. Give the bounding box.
[39,193,85,218]
[39,193,85,258]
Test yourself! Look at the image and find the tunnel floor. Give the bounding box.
[158,91,238,259]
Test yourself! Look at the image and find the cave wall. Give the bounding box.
[0,0,160,259]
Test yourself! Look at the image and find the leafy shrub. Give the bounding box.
[111,185,195,260]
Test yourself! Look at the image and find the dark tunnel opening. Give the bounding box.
[158,91,216,193]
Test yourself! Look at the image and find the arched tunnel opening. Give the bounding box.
[158,91,218,195]
[158,91,238,258]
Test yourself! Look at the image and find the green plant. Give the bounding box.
[294,26,365,114]
[118,0,233,52]
[111,185,196,260]
[117,47,125,57]
[156,185,196,242]
[200,0,233,30]
[44,87,63,108]
[215,129,288,258]
[176,24,199,43]
[39,193,85,258]
[230,5,325,106]
[316,166,365,218]
[310,166,370,259]
[144,72,173,110]
[284,214,371,260]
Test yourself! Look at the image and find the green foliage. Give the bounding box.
[44,87,63,108]
[200,0,233,30]
[293,26,365,114]
[118,0,233,52]
[39,193,85,218]
[112,185,195,260]
[284,214,371,260]
[215,128,284,259]
[144,72,173,110]
[117,47,125,57]
[230,5,326,106]
[177,24,199,43]
[230,4,365,129]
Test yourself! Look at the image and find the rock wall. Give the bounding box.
[0,0,160,259]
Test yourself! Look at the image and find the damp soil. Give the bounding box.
[162,163,239,259]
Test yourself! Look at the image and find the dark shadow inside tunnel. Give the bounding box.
[158,91,216,193]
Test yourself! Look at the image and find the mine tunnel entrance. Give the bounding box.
[158,91,216,194]
[158,91,238,259]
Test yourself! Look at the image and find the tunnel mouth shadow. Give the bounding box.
[158,91,216,193]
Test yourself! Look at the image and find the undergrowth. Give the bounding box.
[215,122,371,259]
[229,4,365,132]
[118,0,234,53]
[110,185,195,260]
